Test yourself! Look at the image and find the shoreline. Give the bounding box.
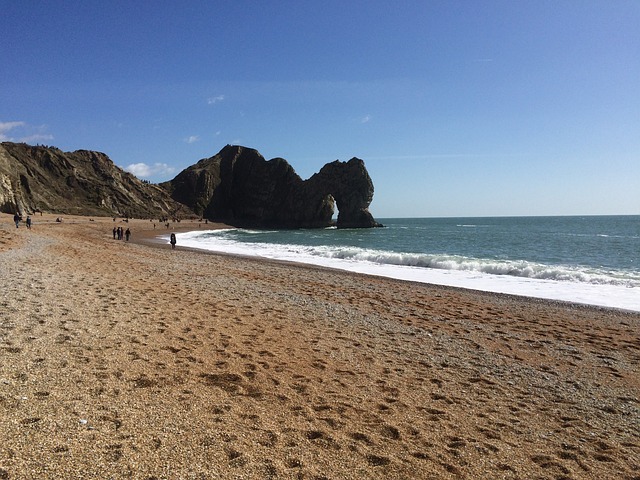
[1,213,639,479]
[137,221,640,315]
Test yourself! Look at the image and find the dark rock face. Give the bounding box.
[0,142,190,218]
[307,158,381,229]
[161,145,381,229]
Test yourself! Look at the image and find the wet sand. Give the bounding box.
[1,214,639,479]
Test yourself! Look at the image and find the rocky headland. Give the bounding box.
[0,143,381,229]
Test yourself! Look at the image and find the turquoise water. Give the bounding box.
[175,215,640,310]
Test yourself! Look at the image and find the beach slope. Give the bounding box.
[1,215,638,479]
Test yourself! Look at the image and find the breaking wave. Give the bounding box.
[178,229,639,289]
[294,245,640,288]
[174,217,640,311]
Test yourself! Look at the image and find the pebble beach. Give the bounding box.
[1,214,638,479]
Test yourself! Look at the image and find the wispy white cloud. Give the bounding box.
[0,121,26,136]
[207,95,225,105]
[185,135,199,144]
[124,162,177,179]
[21,133,55,143]
[124,163,152,177]
[366,153,526,162]
[0,121,53,143]
[361,115,371,123]
[0,121,26,141]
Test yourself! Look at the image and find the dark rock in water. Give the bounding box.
[161,145,382,229]
[0,142,190,218]
[307,157,382,229]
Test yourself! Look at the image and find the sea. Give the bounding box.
[169,216,640,312]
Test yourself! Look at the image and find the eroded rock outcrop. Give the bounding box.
[161,145,381,228]
[0,142,190,218]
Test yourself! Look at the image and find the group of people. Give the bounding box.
[111,225,177,249]
[113,226,131,241]
[13,213,32,229]
[10,213,179,250]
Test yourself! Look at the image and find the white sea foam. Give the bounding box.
[168,230,640,312]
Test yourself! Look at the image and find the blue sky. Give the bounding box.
[2,1,638,218]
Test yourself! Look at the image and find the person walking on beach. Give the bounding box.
[113,227,117,239]
[13,213,20,228]
[125,228,131,241]
[170,233,177,250]
[26,216,31,229]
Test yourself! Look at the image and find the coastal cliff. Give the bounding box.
[0,142,189,219]
[0,142,381,228]
[161,145,381,229]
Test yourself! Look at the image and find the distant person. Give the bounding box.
[26,216,32,229]
[13,213,20,228]
[170,233,177,250]
[113,227,117,239]
[125,228,131,241]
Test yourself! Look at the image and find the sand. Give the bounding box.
[0,213,638,479]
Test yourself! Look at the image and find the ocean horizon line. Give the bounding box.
[373,213,640,221]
